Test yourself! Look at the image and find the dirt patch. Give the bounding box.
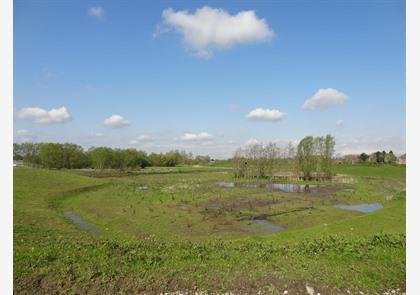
[15,273,404,294]
[206,196,285,212]
[238,206,314,221]
[216,181,343,195]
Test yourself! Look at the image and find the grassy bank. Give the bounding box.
[14,164,405,294]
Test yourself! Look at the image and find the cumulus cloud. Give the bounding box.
[128,135,153,145]
[336,119,344,127]
[302,88,348,110]
[181,132,214,141]
[104,115,130,128]
[17,106,71,124]
[246,108,286,122]
[14,129,34,142]
[88,6,105,18]
[160,6,274,58]
[16,129,30,136]
[246,138,259,145]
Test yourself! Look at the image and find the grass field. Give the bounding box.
[13,164,406,294]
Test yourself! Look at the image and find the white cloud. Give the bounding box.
[104,115,130,128]
[16,129,30,136]
[128,135,153,145]
[302,88,348,110]
[14,129,34,142]
[336,119,344,127]
[246,108,286,122]
[17,106,71,124]
[246,138,259,145]
[160,6,274,58]
[95,133,105,137]
[88,6,105,18]
[181,132,214,141]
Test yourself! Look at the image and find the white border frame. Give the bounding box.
[0,0,13,293]
[1,0,417,294]
[406,0,419,294]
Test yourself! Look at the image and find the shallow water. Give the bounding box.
[269,183,320,193]
[64,211,100,233]
[241,219,285,235]
[334,203,383,213]
[216,182,322,193]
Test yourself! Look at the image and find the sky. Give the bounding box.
[13,0,406,159]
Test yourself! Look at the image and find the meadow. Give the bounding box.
[13,164,406,294]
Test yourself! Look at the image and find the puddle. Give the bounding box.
[334,203,383,213]
[216,182,323,193]
[241,219,285,235]
[269,183,321,193]
[64,211,100,233]
[216,181,235,188]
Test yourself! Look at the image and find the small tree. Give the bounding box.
[21,143,41,167]
[297,136,315,180]
[88,147,113,169]
[385,150,397,164]
[13,143,24,161]
[39,143,65,169]
[321,135,335,179]
[359,153,369,163]
[62,143,89,169]
[232,148,247,178]
[297,135,335,180]
[376,151,385,164]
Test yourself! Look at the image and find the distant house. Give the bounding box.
[336,154,359,165]
[398,154,406,165]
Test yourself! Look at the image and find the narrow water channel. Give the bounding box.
[64,211,100,233]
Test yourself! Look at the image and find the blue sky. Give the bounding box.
[14,0,406,158]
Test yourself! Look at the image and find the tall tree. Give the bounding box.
[385,150,397,164]
[321,135,335,178]
[21,143,41,166]
[39,143,65,169]
[297,136,315,180]
[88,147,113,169]
[359,153,369,163]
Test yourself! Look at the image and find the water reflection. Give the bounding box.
[334,203,383,213]
[241,219,285,235]
[216,182,322,193]
[64,211,100,233]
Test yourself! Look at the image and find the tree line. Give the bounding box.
[358,151,398,164]
[13,143,212,170]
[232,135,336,180]
[232,142,296,178]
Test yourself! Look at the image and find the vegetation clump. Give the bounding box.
[232,135,335,181]
[13,142,212,170]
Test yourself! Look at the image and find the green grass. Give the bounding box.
[14,164,405,293]
[334,163,406,180]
